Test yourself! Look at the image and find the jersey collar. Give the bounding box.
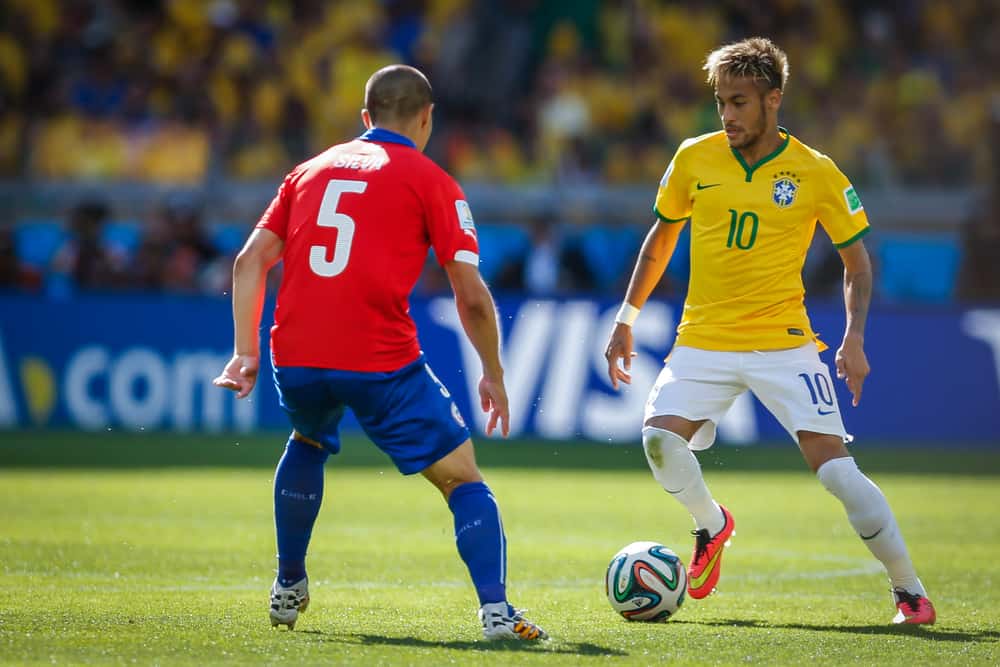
[730,126,790,182]
[359,127,417,149]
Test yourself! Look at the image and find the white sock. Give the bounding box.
[480,601,511,617]
[816,457,925,596]
[642,427,724,536]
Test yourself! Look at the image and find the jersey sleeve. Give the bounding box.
[815,157,870,248]
[424,172,480,268]
[255,173,293,240]
[653,140,695,222]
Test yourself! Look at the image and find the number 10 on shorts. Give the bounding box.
[798,372,836,414]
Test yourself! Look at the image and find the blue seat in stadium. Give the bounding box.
[212,223,250,256]
[876,235,961,303]
[14,220,66,269]
[102,220,142,255]
[475,223,531,282]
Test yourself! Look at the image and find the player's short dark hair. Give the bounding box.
[704,37,789,92]
[364,65,433,124]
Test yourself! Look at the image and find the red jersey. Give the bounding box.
[256,128,479,371]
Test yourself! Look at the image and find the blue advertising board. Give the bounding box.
[1,294,998,444]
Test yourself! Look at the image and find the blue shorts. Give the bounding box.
[272,355,471,475]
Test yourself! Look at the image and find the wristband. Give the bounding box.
[615,303,640,326]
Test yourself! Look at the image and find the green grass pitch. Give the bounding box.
[1,431,998,665]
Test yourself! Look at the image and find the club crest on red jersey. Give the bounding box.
[455,199,476,237]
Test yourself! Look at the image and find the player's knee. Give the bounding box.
[815,455,858,495]
[285,433,330,463]
[642,427,688,470]
[644,415,704,442]
[422,443,484,499]
[799,431,850,472]
[642,429,667,468]
[291,429,326,450]
[435,473,484,501]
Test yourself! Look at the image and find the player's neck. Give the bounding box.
[369,122,420,147]
[735,126,784,165]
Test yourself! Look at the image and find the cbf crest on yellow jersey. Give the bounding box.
[654,128,870,351]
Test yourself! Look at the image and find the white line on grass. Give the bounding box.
[25,560,885,595]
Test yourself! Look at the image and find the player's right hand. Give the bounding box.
[478,375,510,438]
[604,323,634,390]
[213,354,259,399]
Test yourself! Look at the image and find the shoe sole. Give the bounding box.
[892,610,936,625]
[271,617,295,629]
[482,630,549,641]
[270,596,309,630]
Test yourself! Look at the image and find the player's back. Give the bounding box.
[258,132,477,372]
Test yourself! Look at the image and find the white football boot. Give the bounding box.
[269,577,309,630]
[478,602,549,641]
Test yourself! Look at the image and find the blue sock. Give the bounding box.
[448,481,507,605]
[274,437,328,587]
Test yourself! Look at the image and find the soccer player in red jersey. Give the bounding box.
[214,65,547,641]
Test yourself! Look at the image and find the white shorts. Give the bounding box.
[644,344,851,450]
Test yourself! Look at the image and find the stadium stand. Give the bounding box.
[0,1,996,300]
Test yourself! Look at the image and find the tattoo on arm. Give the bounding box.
[844,269,872,336]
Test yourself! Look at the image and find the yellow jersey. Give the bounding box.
[653,129,869,352]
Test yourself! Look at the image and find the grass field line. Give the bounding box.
[734,562,885,582]
[4,561,885,594]
[733,547,880,563]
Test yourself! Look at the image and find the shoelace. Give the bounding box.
[691,528,711,564]
[893,588,922,612]
[483,607,529,625]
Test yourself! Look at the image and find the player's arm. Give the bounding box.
[817,157,872,407]
[444,260,509,437]
[835,239,872,407]
[604,220,686,389]
[213,228,284,398]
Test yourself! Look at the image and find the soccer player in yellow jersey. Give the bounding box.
[604,37,935,625]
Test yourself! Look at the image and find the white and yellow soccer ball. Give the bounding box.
[605,541,686,621]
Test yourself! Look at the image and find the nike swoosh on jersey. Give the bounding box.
[690,548,723,589]
[860,527,883,540]
[817,408,837,416]
[695,181,721,190]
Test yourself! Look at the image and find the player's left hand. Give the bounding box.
[604,323,635,390]
[213,354,259,399]
[478,375,510,437]
[835,334,869,407]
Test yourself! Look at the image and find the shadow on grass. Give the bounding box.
[676,618,1000,643]
[297,630,627,656]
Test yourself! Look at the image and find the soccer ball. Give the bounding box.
[605,541,686,621]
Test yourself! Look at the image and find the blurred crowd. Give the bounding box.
[0,194,247,295]
[1,0,998,300]
[2,0,997,185]
[0,195,672,298]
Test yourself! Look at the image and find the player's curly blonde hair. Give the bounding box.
[704,37,789,92]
